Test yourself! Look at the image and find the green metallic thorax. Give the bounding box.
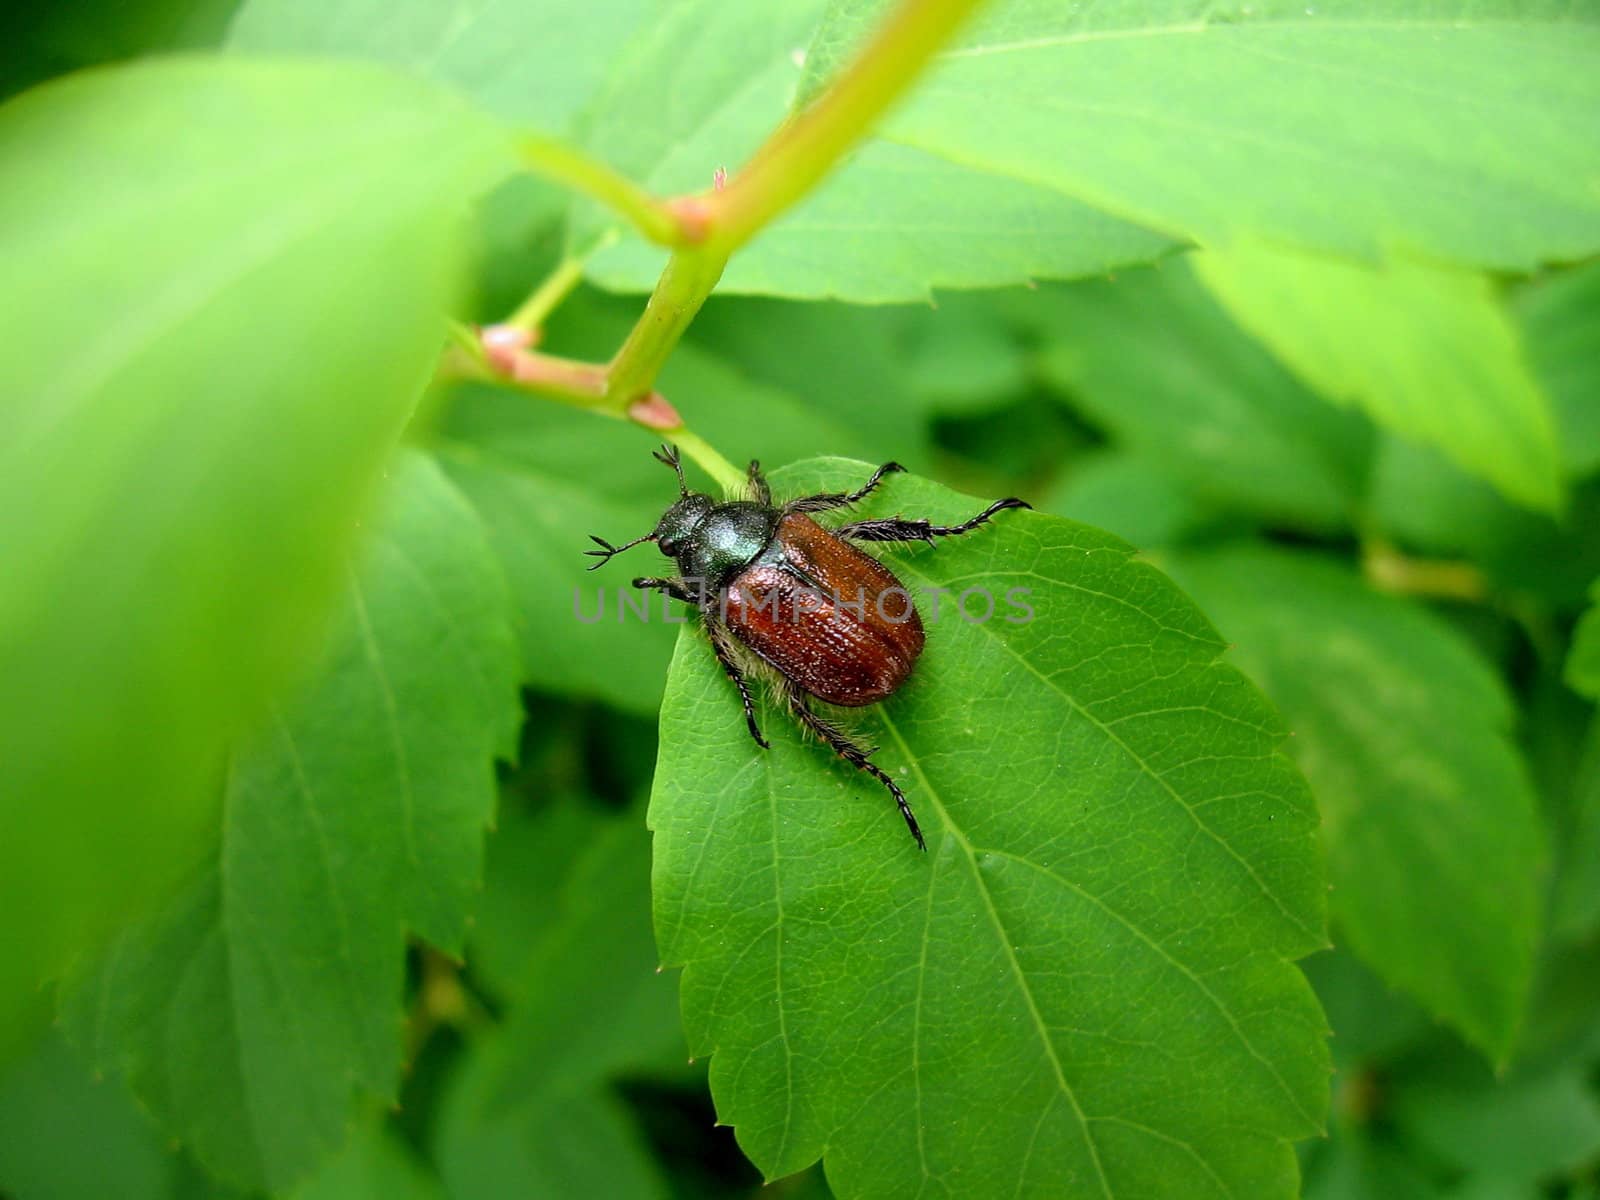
[671,501,780,590]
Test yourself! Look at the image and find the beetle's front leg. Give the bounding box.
[631,575,698,604]
[835,497,1030,544]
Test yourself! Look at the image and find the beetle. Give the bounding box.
[586,445,1029,850]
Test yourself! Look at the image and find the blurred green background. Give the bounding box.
[4,0,1599,1197]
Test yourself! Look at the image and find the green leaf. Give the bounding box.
[688,295,939,466]
[64,452,522,1192]
[228,0,649,131]
[894,290,1031,415]
[1040,453,1223,552]
[1193,239,1561,512]
[1168,547,1544,1062]
[1389,1055,1600,1186]
[439,1085,669,1200]
[805,2,1600,268]
[2,0,238,100]
[230,0,1175,299]
[1302,1126,1443,1200]
[435,796,679,1200]
[588,140,1174,302]
[1300,950,1429,1071]
[0,57,509,1061]
[1369,437,1600,609]
[476,799,683,1101]
[0,1030,174,1200]
[1515,260,1600,478]
[291,1123,443,1200]
[1549,715,1600,943]
[651,460,1328,1197]
[1026,262,1372,531]
[577,0,1173,300]
[1567,581,1600,700]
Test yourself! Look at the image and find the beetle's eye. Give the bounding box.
[658,538,678,556]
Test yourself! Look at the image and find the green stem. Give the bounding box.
[442,325,613,411]
[517,133,683,245]
[508,253,590,333]
[606,248,729,405]
[703,0,984,255]
[1361,538,1488,603]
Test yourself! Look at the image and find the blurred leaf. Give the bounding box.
[1040,453,1223,551]
[1301,950,1429,1071]
[1169,547,1543,1062]
[1549,717,1600,942]
[652,461,1328,1197]
[688,296,937,468]
[435,797,678,1200]
[804,2,1600,268]
[1517,937,1600,1070]
[1026,262,1372,530]
[440,1086,668,1200]
[1,0,238,100]
[1302,1126,1443,1200]
[0,58,509,1061]
[932,394,1100,499]
[477,800,683,1097]
[897,291,1030,415]
[228,0,648,131]
[1445,1179,1543,1200]
[0,1030,173,1200]
[1369,438,1600,609]
[466,173,571,324]
[1194,241,1560,511]
[1389,1055,1600,1187]
[291,1123,443,1200]
[64,453,522,1192]
[1569,581,1600,700]
[1515,259,1600,478]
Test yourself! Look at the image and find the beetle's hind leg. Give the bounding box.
[785,692,926,851]
[783,461,906,515]
[835,497,1030,545]
[704,615,769,750]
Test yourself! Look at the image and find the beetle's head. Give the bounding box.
[653,492,714,559]
[583,443,713,571]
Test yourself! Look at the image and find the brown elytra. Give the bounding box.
[724,514,925,707]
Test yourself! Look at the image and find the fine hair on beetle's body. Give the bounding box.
[586,444,1029,851]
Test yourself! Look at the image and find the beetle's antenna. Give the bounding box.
[653,443,688,496]
[584,532,655,570]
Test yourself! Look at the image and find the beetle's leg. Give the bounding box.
[747,459,772,505]
[786,695,926,851]
[703,616,769,749]
[835,497,1030,545]
[631,575,698,604]
[782,461,906,515]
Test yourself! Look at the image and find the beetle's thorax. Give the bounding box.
[671,500,780,590]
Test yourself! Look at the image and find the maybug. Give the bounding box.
[586,446,1028,849]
